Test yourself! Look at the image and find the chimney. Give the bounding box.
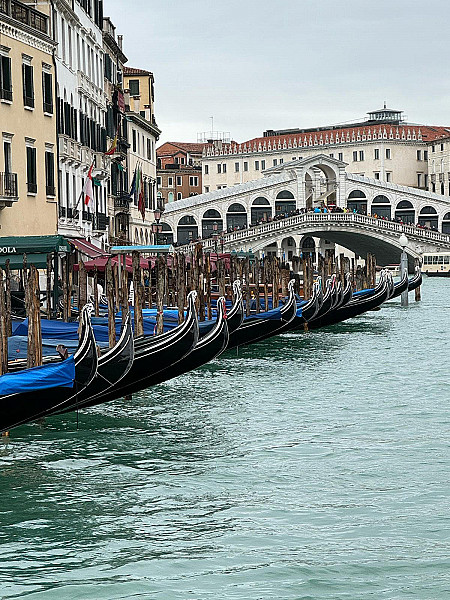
[133,96,140,113]
[144,104,152,122]
[117,35,123,50]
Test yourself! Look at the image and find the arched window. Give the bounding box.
[159,222,174,244]
[442,212,450,234]
[251,197,272,224]
[370,194,391,219]
[202,209,223,238]
[177,215,198,244]
[418,205,438,229]
[168,191,174,202]
[275,191,296,215]
[347,189,367,214]
[348,190,366,198]
[227,203,247,230]
[395,200,415,224]
[276,190,295,199]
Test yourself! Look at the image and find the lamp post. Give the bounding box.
[399,232,408,307]
[152,208,163,246]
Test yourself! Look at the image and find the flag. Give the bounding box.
[134,163,141,205]
[138,168,145,221]
[83,162,94,208]
[104,131,118,155]
[129,167,137,199]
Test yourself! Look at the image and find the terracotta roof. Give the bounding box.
[203,123,450,157]
[123,66,153,76]
[157,142,207,156]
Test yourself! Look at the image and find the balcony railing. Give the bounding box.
[82,211,93,222]
[27,181,37,194]
[114,195,130,211]
[93,212,108,231]
[0,172,18,199]
[58,205,66,218]
[0,0,48,34]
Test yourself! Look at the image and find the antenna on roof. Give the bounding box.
[384,101,387,109]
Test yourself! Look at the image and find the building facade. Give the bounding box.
[0,0,58,236]
[52,0,108,247]
[156,142,204,206]
[202,108,450,196]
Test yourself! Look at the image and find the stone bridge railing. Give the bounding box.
[182,212,450,253]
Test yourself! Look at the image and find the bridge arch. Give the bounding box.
[226,202,247,230]
[281,236,296,260]
[177,215,198,244]
[251,197,272,224]
[395,200,415,224]
[347,189,367,214]
[370,194,392,219]
[275,190,296,215]
[418,205,438,229]
[202,208,223,238]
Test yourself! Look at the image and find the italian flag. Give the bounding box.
[83,162,94,208]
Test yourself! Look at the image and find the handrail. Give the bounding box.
[182,212,450,252]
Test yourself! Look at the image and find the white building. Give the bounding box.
[202,107,450,196]
[51,0,108,248]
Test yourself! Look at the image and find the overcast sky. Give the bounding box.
[105,0,450,146]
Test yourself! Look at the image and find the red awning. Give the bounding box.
[74,255,150,273]
[68,237,109,259]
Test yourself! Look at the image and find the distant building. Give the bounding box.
[202,107,450,195]
[0,0,58,236]
[156,142,205,205]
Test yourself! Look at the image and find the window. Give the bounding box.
[261,160,266,170]
[255,160,259,170]
[204,186,209,193]
[129,79,139,96]
[168,176,173,187]
[132,129,136,152]
[244,161,248,171]
[273,159,277,166]
[374,148,380,160]
[176,176,182,186]
[386,172,391,182]
[26,144,37,193]
[217,163,222,174]
[177,192,182,200]
[204,164,209,175]
[353,151,358,161]
[359,151,364,161]
[417,150,422,161]
[189,176,199,186]
[3,139,12,174]
[22,61,34,108]
[147,138,151,160]
[222,163,227,173]
[329,153,334,158]
[0,53,12,101]
[424,174,428,188]
[417,173,422,187]
[374,172,380,179]
[338,152,343,161]
[441,143,444,151]
[424,151,428,160]
[293,156,298,160]
[45,149,55,196]
[42,69,53,114]
[279,158,284,164]
[235,162,239,172]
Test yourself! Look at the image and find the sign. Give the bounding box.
[0,247,17,254]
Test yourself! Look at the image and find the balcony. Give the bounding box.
[114,195,130,211]
[82,211,93,222]
[0,0,48,35]
[0,172,18,206]
[93,212,108,231]
[59,205,66,218]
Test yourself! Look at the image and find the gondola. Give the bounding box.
[0,305,97,433]
[227,280,297,350]
[82,291,199,405]
[390,271,408,299]
[289,280,321,329]
[407,268,422,291]
[310,277,334,322]
[308,273,390,330]
[53,312,135,415]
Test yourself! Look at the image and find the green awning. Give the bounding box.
[0,235,70,255]
[0,253,50,270]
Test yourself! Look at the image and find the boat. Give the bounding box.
[0,305,97,432]
[227,280,297,349]
[390,271,408,299]
[408,268,422,291]
[81,291,199,405]
[422,252,450,277]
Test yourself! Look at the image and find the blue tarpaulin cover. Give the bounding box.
[8,337,108,360]
[0,356,75,396]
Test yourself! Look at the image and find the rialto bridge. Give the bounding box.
[158,155,450,265]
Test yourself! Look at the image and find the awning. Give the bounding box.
[0,235,71,255]
[0,253,50,270]
[67,237,109,259]
[73,255,150,273]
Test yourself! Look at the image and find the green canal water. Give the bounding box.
[0,278,449,599]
